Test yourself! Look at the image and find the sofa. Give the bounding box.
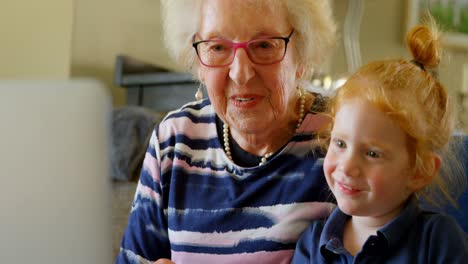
[110,106,164,257]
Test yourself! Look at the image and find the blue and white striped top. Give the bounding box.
[116,98,334,264]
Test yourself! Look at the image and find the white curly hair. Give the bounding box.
[160,0,336,81]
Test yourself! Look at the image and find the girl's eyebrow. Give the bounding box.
[330,130,346,139]
[359,139,393,152]
[330,131,392,151]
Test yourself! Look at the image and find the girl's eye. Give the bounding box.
[334,139,346,148]
[366,150,380,158]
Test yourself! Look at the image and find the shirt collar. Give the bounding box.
[377,196,421,250]
[318,196,421,257]
[319,207,349,256]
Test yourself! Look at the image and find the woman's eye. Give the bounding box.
[258,41,273,49]
[251,40,276,50]
[204,42,229,53]
[366,150,380,158]
[210,44,225,51]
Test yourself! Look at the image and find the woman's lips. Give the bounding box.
[229,94,263,108]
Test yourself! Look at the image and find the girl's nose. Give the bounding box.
[339,153,360,178]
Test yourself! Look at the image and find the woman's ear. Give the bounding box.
[408,153,442,191]
[198,67,204,83]
[296,64,306,79]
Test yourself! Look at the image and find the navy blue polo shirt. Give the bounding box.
[292,197,468,263]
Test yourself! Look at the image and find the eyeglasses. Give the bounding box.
[192,30,294,67]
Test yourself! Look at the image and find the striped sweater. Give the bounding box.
[116,99,334,264]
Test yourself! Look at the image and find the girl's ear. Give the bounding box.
[408,153,442,191]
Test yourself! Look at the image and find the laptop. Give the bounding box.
[0,80,113,263]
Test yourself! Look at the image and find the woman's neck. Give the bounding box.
[230,125,292,156]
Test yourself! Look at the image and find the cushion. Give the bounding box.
[110,106,164,181]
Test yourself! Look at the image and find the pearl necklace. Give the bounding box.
[223,90,306,166]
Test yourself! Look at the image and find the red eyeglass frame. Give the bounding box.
[192,30,294,67]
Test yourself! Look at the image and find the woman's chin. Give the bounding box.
[228,116,270,133]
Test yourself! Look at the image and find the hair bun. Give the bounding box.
[406,25,441,69]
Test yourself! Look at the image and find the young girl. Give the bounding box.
[292,24,468,263]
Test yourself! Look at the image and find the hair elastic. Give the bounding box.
[410,59,426,71]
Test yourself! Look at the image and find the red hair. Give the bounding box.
[328,24,465,208]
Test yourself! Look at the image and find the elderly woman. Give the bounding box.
[116,0,336,263]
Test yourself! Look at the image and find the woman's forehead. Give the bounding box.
[198,0,290,39]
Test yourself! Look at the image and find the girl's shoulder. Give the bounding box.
[419,211,466,235]
[417,211,468,258]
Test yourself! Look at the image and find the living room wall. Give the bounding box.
[0,0,73,79]
[71,0,179,106]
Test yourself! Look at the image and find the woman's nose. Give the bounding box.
[228,49,255,86]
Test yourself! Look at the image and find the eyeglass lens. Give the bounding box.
[197,38,287,66]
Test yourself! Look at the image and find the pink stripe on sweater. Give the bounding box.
[171,249,294,264]
[143,152,160,182]
[160,157,174,175]
[168,202,333,245]
[298,113,330,133]
[136,183,161,205]
[157,118,217,142]
[271,202,334,223]
[171,158,228,177]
